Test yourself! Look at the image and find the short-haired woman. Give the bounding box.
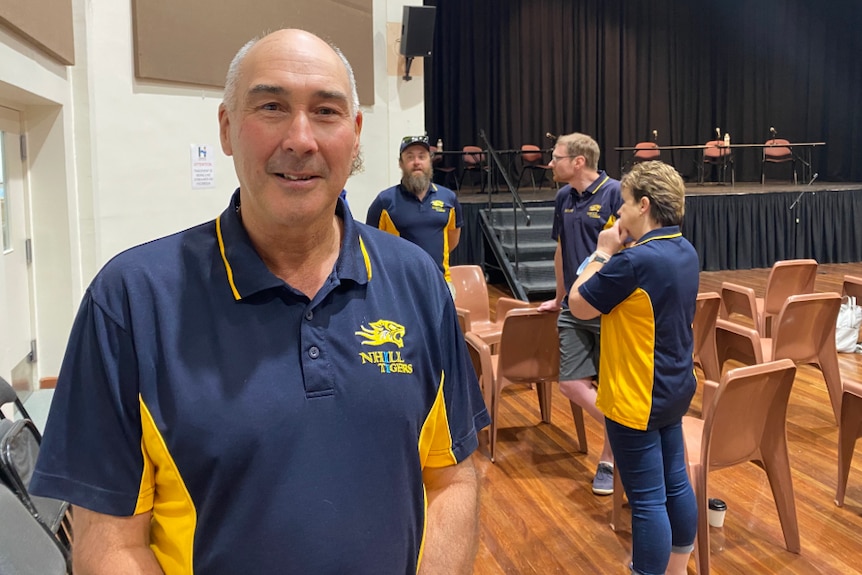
[568,161,699,575]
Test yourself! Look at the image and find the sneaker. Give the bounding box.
[592,462,614,495]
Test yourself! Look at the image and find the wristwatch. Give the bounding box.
[590,251,610,264]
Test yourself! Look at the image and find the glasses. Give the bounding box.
[552,154,579,162]
[401,135,429,145]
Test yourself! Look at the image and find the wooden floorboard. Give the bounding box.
[474,262,862,575]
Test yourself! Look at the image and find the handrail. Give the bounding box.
[478,130,531,273]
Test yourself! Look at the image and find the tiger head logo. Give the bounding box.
[355,319,406,348]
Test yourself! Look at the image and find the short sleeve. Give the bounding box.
[420,285,490,468]
[578,252,639,315]
[365,196,384,228]
[452,197,464,229]
[30,289,146,516]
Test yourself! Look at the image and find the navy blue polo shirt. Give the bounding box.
[578,226,699,431]
[366,183,462,281]
[551,171,622,305]
[31,191,489,575]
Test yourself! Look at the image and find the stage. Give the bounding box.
[450,181,862,272]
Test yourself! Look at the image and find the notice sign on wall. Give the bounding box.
[190,144,215,189]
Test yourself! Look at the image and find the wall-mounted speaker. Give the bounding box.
[400,6,436,57]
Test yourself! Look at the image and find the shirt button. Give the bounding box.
[305,310,314,321]
[308,346,320,359]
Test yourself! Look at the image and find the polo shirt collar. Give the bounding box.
[573,170,610,197]
[398,182,438,201]
[634,225,682,246]
[215,189,371,301]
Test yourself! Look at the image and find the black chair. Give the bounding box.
[0,378,73,559]
[0,482,69,574]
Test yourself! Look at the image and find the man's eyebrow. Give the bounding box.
[247,84,285,97]
[246,85,349,107]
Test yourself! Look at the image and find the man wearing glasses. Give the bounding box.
[366,136,463,298]
[537,132,622,495]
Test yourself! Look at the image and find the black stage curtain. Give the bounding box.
[453,188,862,272]
[425,0,862,183]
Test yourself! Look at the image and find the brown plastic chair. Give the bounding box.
[450,265,528,348]
[699,140,733,185]
[836,379,862,507]
[720,259,818,337]
[685,359,800,575]
[460,145,488,192]
[693,292,722,382]
[517,144,552,191]
[843,275,862,345]
[466,308,563,462]
[761,138,797,185]
[716,292,843,424]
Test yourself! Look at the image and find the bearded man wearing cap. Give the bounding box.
[366,136,463,298]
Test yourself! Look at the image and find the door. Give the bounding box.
[0,105,36,393]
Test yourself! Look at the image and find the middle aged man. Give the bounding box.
[366,136,463,297]
[31,29,489,575]
[537,132,622,495]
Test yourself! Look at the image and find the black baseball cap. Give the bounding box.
[399,135,431,154]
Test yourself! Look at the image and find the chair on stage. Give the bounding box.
[460,145,489,193]
[517,144,553,191]
[699,140,733,185]
[430,145,459,191]
[621,142,661,174]
[761,139,797,185]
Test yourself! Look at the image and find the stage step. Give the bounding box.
[481,205,558,299]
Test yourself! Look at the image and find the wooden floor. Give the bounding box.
[473,262,862,575]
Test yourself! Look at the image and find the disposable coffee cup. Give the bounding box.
[708,498,727,528]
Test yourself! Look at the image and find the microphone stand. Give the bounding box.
[788,173,818,221]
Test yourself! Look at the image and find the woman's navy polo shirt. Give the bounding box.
[578,226,699,431]
[31,191,489,574]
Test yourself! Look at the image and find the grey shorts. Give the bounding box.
[557,308,601,381]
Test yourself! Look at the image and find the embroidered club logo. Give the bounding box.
[355,319,414,374]
[355,319,406,348]
[431,199,447,213]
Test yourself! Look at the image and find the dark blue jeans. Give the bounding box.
[606,418,697,575]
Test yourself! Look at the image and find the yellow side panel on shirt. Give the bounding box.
[136,397,197,574]
[442,208,456,282]
[416,371,458,573]
[595,288,656,431]
[377,209,401,237]
[418,371,457,468]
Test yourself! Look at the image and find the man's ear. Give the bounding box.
[218,104,233,156]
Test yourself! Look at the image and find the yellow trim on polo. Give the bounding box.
[377,209,401,237]
[215,216,241,300]
[139,398,197,575]
[359,236,372,280]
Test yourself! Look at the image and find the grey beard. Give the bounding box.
[403,172,432,195]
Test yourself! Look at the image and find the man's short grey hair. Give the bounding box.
[222,31,361,117]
